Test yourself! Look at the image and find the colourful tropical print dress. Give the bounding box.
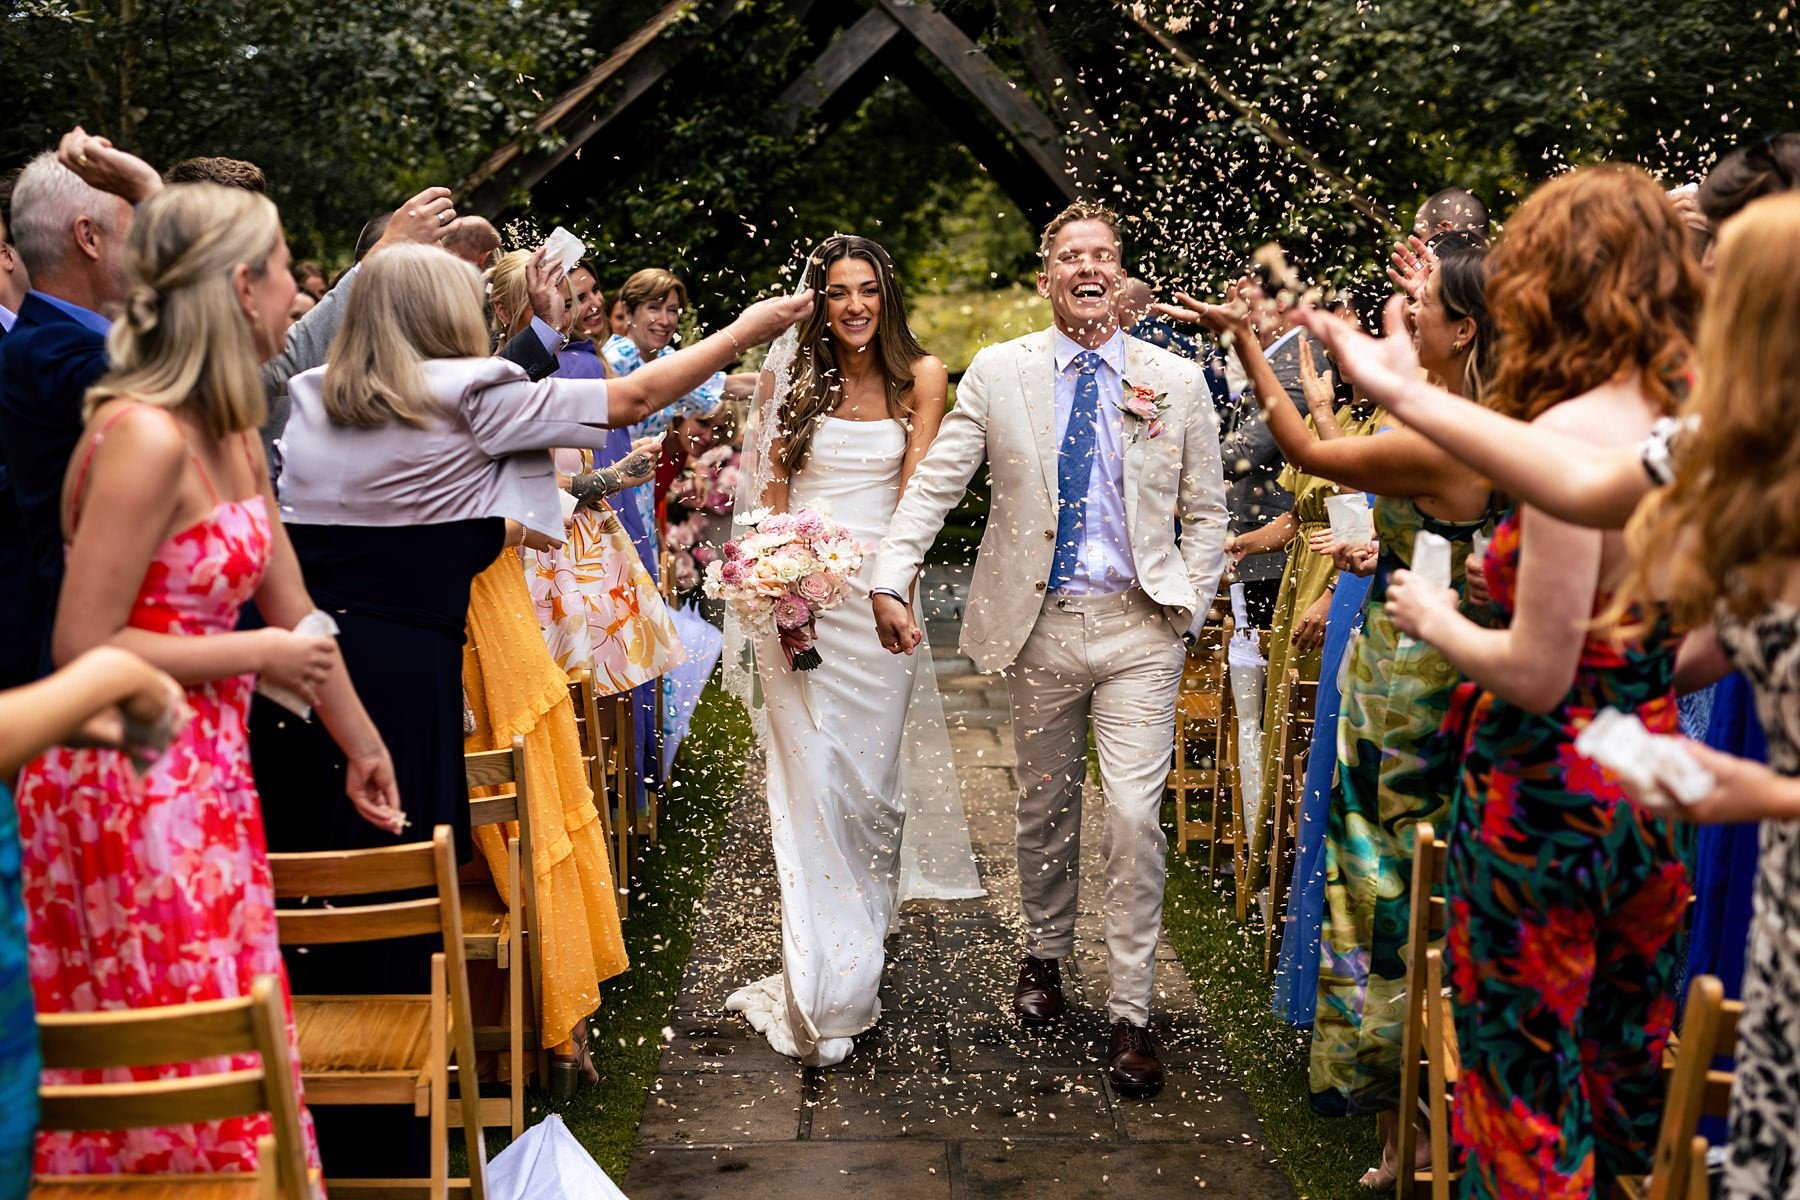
[1444,510,1687,1199]
[600,333,725,554]
[1309,494,1484,1116]
[17,462,320,1174]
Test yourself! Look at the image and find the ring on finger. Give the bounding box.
[438,210,453,226]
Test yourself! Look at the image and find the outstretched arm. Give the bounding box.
[1291,300,1653,529]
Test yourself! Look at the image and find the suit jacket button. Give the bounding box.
[1034,580,1046,591]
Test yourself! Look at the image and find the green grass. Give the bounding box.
[1160,851,1382,1199]
[909,285,1051,377]
[513,679,754,1177]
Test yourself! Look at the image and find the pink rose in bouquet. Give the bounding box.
[795,571,835,606]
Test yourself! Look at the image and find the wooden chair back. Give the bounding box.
[567,670,622,903]
[595,687,638,912]
[464,735,539,1136]
[1398,822,1452,1200]
[1170,598,1230,863]
[1264,667,1318,969]
[1642,974,1741,1200]
[35,975,311,1199]
[270,827,487,1200]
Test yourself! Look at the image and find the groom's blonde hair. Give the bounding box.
[1039,201,1123,262]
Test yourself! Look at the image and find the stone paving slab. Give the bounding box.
[625,624,1294,1198]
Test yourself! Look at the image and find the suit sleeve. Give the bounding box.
[868,348,994,596]
[498,325,558,382]
[1177,366,1230,617]
[263,264,355,397]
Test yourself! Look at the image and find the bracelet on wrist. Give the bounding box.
[724,326,744,356]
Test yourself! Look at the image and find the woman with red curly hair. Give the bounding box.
[1377,165,1705,1198]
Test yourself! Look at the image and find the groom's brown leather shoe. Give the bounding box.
[1013,954,1064,1025]
[1107,1020,1164,1098]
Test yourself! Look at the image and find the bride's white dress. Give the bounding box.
[726,415,982,1066]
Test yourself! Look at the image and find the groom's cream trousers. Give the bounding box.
[1006,588,1186,1026]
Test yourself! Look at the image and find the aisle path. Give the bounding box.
[624,604,1295,1198]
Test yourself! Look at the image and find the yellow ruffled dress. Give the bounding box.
[463,550,628,1050]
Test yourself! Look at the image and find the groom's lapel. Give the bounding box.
[1121,336,1149,538]
[1016,329,1058,503]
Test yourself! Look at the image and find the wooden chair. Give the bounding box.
[567,669,621,900]
[33,975,314,1199]
[1617,974,1740,1200]
[271,828,487,1200]
[1263,668,1318,971]
[595,687,639,914]
[462,735,542,1138]
[1398,822,1455,1200]
[1421,946,1462,1200]
[1171,595,1231,863]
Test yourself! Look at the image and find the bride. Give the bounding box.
[725,235,983,1066]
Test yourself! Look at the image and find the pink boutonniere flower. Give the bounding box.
[1119,379,1170,441]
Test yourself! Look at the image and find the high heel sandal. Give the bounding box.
[547,1020,599,1101]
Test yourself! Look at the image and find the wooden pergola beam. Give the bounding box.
[872,0,1075,203]
[772,6,903,133]
[460,0,743,215]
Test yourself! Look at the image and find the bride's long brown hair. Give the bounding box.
[1622,192,1800,627]
[776,235,927,477]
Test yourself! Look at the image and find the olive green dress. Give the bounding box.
[1249,406,1386,888]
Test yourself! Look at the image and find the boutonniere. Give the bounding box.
[1119,379,1170,441]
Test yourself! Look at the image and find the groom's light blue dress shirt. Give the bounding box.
[1050,327,1135,596]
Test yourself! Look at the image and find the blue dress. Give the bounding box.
[0,779,37,1196]
[1272,567,1374,1027]
[1687,670,1765,1000]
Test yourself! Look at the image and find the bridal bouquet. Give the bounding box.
[703,507,867,671]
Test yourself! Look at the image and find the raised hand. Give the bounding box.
[524,245,569,329]
[1298,334,1336,414]
[1154,277,1257,346]
[1291,296,1425,417]
[371,186,462,255]
[731,293,816,346]
[1386,234,1432,304]
[57,126,163,204]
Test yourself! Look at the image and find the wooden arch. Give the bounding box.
[460,0,1112,222]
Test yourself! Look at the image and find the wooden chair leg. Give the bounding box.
[506,838,524,1139]
[1426,948,1455,1200]
[430,953,449,1200]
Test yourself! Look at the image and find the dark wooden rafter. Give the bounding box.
[993,0,1117,193]
[461,0,1078,220]
[461,0,742,215]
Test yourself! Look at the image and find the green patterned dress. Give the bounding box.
[1309,494,1484,1116]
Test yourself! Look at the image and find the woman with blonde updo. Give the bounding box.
[16,182,406,1177]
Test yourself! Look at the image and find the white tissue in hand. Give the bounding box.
[1325,493,1374,544]
[255,609,340,720]
[1413,531,1453,590]
[541,227,584,276]
[1575,707,1715,808]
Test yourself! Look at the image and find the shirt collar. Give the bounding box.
[1052,325,1126,375]
[0,302,14,333]
[1266,325,1302,357]
[31,290,112,335]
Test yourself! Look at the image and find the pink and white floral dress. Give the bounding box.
[17,413,320,1176]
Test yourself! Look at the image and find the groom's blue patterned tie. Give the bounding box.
[1049,350,1102,591]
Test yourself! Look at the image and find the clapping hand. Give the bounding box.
[1154,278,1259,348]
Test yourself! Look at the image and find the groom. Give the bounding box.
[870,202,1228,1097]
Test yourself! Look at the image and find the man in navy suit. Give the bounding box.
[0,152,133,682]
[0,170,36,690]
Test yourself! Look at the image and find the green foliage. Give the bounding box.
[0,0,603,259]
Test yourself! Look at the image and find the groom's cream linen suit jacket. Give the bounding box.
[871,328,1230,672]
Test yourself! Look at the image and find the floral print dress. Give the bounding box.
[1443,510,1687,1200]
[17,423,319,1175]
